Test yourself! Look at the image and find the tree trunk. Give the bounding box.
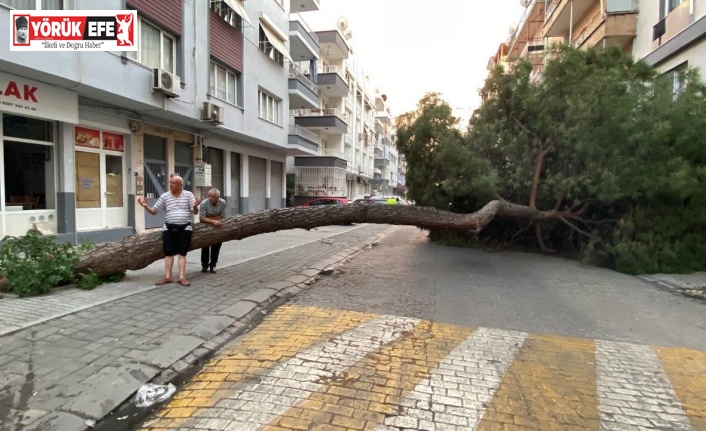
[76,201,559,277]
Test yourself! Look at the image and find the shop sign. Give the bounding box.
[75,126,125,152]
[0,71,78,123]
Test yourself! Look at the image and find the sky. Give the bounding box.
[304,0,527,122]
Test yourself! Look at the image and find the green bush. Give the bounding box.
[0,230,80,297]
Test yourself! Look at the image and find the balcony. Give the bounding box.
[507,0,546,60]
[574,8,637,50]
[311,66,349,97]
[291,108,348,134]
[315,30,349,60]
[652,0,691,49]
[288,67,318,109]
[290,0,319,13]
[544,0,597,38]
[287,125,319,155]
[289,13,320,62]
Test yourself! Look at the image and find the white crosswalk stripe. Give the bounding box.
[596,340,692,431]
[375,327,528,431]
[215,314,421,431]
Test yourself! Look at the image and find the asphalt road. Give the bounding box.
[295,225,706,351]
[140,225,706,431]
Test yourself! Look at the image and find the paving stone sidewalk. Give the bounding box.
[0,224,395,431]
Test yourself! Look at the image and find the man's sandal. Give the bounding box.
[155,278,173,286]
[177,279,191,286]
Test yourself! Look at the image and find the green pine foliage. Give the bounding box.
[396,46,706,275]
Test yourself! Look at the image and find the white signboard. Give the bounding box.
[0,71,78,124]
[194,163,212,188]
[10,10,138,52]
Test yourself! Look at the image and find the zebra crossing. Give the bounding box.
[141,304,706,431]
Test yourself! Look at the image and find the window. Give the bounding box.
[210,0,242,31]
[660,0,686,19]
[0,0,63,9]
[126,18,177,74]
[258,91,281,125]
[664,62,688,100]
[2,114,56,211]
[259,25,285,66]
[209,62,239,105]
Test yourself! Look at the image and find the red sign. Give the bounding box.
[75,126,100,148]
[102,132,125,152]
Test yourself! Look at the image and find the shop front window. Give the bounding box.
[2,114,55,211]
[4,141,53,210]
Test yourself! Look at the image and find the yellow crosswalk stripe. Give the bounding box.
[264,320,474,430]
[476,333,599,431]
[655,346,706,430]
[145,305,380,428]
[139,306,706,431]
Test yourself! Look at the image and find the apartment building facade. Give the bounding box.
[0,0,307,243]
[488,0,640,78]
[490,0,706,93]
[289,19,387,205]
[634,0,706,93]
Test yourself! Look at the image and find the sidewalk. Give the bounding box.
[0,223,395,431]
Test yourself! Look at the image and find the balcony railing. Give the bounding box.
[290,12,319,44]
[290,108,348,123]
[573,10,603,47]
[320,148,347,160]
[288,66,318,94]
[289,124,318,142]
[545,0,560,23]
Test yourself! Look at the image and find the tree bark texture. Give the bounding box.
[76,201,558,276]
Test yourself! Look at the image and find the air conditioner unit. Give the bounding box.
[153,69,180,97]
[201,101,224,125]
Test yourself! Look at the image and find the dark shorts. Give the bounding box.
[162,223,192,257]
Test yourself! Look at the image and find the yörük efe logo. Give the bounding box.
[10,10,138,51]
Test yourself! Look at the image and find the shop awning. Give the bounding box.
[259,18,293,62]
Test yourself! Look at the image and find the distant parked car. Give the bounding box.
[352,198,387,205]
[300,197,348,206]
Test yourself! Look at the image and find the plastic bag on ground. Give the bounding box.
[134,383,176,408]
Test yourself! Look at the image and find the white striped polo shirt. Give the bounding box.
[153,190,196,231]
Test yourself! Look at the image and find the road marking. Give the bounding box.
[265,319,475,430]
[596,340,692,431]
[149,305,381,428]
[655,346,706,431]
[476,333,599,430]
[158,313,420,430]
[373,327,527,430]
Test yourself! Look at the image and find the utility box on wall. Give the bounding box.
[194,163,212,187]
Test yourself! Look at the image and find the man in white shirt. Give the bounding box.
[138,175,200,286]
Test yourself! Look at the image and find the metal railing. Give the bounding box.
[319,148,347,160]
[288,124,318,142]
[290,108,348,123]
[290,12,319,44]
[288,66,318,94]
[573,10,603,47]
[545,0,560,23]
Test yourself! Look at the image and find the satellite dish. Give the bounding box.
[520,0,532,7]
[508,24,517,35]
[344,29,353,40]
[337,16,348,32]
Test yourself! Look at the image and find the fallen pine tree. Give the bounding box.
[76,201,568,277]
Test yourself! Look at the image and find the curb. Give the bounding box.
[92,226,395,430]
[639,275,706,302]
